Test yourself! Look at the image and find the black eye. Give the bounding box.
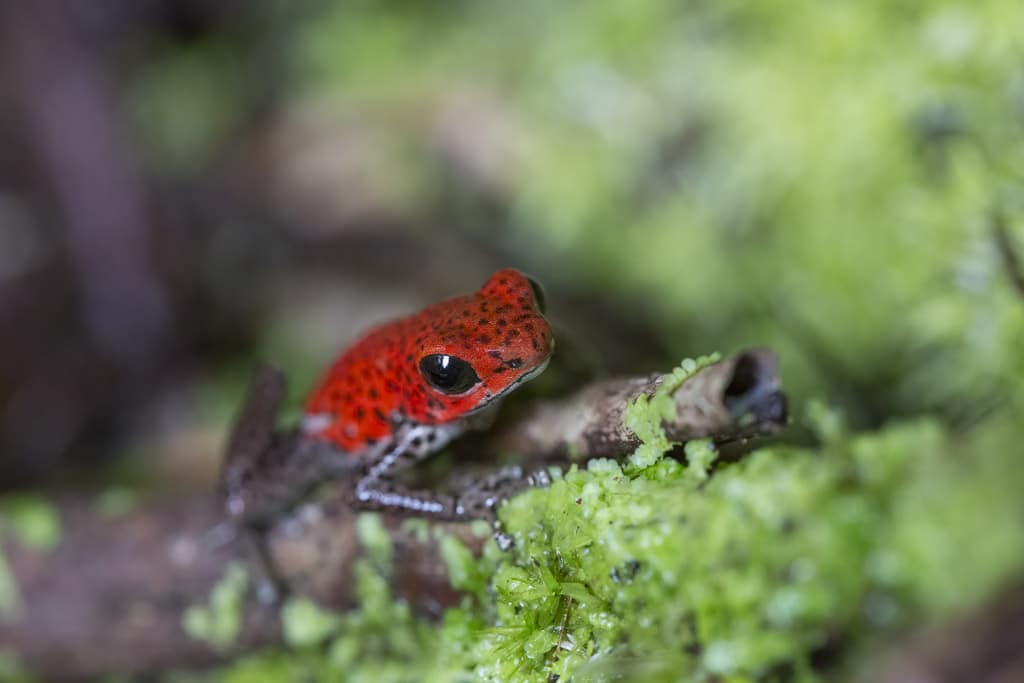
[526,276,547,314]
[419,354,481,394]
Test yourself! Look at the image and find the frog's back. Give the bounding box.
[301,316,430,452]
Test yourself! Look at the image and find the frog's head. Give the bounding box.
[411,268,553,424]
[301,268,555,449]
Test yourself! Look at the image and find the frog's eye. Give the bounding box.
[525,276,547,314]
[419,354,481,395]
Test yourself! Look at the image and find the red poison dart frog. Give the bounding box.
[222,269,554,537]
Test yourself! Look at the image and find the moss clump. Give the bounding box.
[473,413,1024,682]
[281,597,342,648]
[0,495,61,551]
[356,512,394,568]
[0,494,62,622]
[623,354,721,470]
[183,563,249,651]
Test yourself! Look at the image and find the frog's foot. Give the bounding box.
[353,478,459,517]
[457,465,552,509]
[352,465,551,524]
[454,465,554,550]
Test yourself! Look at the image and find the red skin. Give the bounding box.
[302,269,554,454]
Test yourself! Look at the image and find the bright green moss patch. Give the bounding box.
[183,562,249,651]
[683,438,718,483]
[623,353,721,470]
[282,598,342,647]
[0,494,61,623]
[485,416,1024,682]
[439,534,484,595]
[356,513,393,568]
[0,494,61,551]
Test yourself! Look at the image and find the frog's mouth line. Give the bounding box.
[504,356,549,393]
[465,356,550,416]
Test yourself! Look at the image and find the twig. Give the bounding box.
[493,348,787,462]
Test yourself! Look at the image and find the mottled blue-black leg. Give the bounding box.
[454,466,553,549]
[354,460,553,548]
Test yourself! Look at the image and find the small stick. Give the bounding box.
[493,348,787,463]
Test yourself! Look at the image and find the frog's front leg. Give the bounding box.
[354,466,544,521]
[450,465,555,549]
[357,466,551,550]
[450,465,552,518]
[352,424,551,546]
[354,464,543,535]
[351,423,464,518]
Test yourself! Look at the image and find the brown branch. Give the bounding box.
[494,348,787,462]
[0,350,786,680]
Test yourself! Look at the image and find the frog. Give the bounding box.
[220,268,554,538]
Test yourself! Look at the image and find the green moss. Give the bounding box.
[399,518,432,544]
[182,563,249,651]
[217,653,310,683]
[804,399,847,445]
[683,438,718,483]
[0,554,20,622]
[623,353,721,470]
[439,535,481,595]
[356,513,393,569]
[483,414,1024,682]
[93,487,139,520]
[0,494,61,551]
[0,494,61,623]
[281,598,342,647]
[127,41,248,171]
[0,649,33,683]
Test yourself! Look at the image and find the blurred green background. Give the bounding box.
[0,0,1022,680]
